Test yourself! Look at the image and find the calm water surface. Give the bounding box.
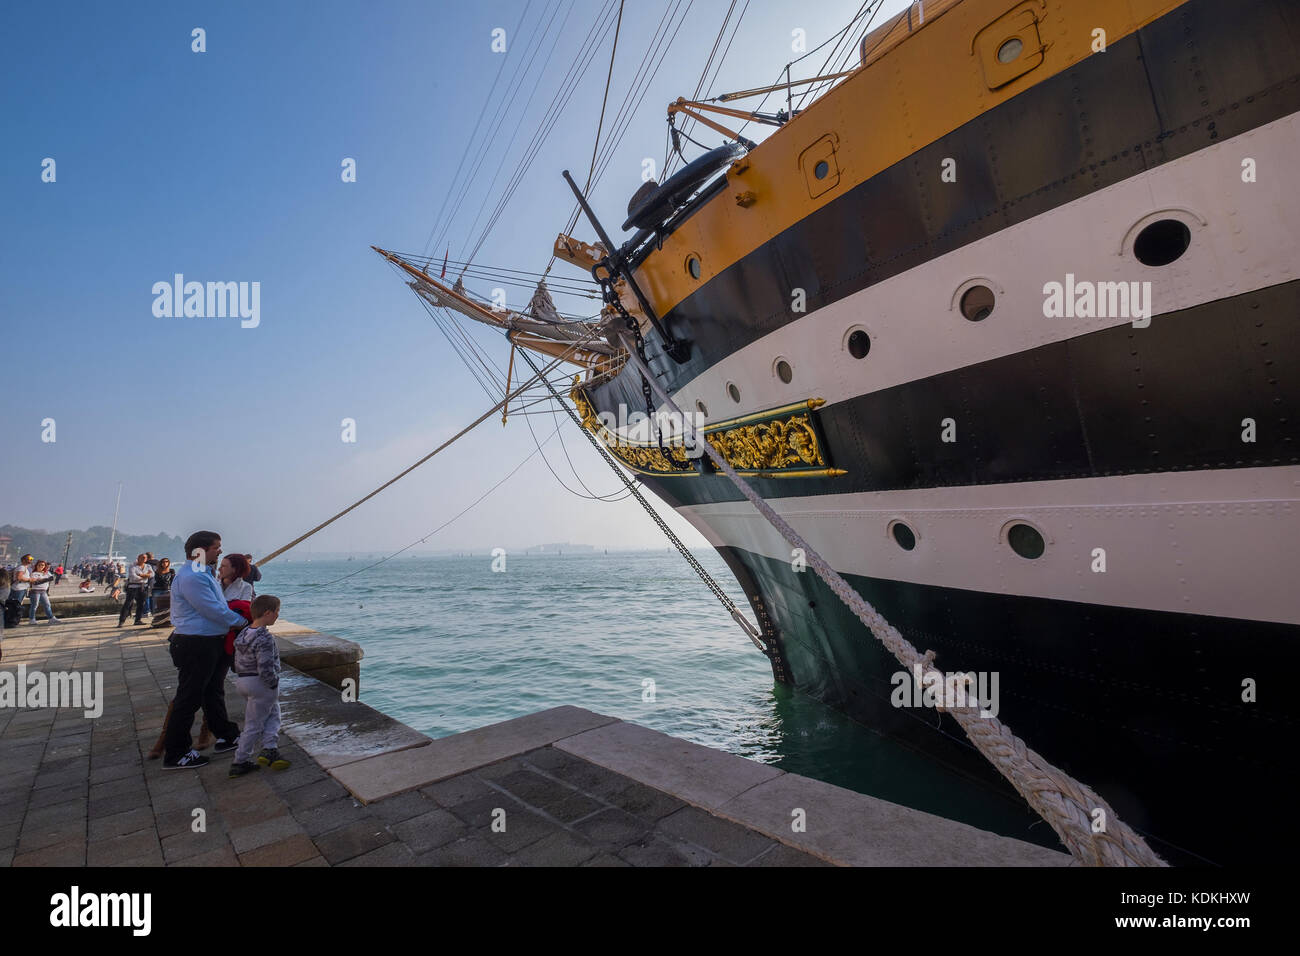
[260,551,1056,850]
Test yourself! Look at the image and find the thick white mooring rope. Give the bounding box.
[621,342,1166,867]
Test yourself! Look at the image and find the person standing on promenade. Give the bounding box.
[54,564,64,586]
[161,531,248,770]
[142,552,158,617]
[118,553,154,627]
[219,554,254,603]
[153,557,174,596]
[28,560,60,624]
[229,594,290,777]
[0,569,10,659]
[9,554,33,623]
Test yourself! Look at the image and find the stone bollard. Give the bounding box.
[273,629,364,697]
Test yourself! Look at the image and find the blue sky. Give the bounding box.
[1,0,904,558]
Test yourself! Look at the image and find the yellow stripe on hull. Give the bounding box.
[635,0,1191,319]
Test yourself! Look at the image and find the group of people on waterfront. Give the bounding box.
[4,533,287,777]
[75,560,126,586]
[1,555,65,629]
[158,531,287,777]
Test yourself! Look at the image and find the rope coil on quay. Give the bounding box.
[618,338,1167,868]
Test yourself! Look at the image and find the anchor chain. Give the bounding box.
[593,261,694,471]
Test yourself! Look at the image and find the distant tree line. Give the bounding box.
[1,524,184,563]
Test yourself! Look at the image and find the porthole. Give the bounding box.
[696,399,708,418]
[889,520,917,551]
[686,255,702,279]
[1006,522,1045,559]
[814,160,830,180]
[996,37,1023,64]
[1133,219,1191,267]
[960,285,995,322]
[846,329,871,359]
[775,359,793,384]
[727,381,741,403]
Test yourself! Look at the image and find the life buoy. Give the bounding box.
[622,142,745,232]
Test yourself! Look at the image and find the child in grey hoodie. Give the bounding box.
[229,594,291,776]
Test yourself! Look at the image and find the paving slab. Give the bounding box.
[715,767,1070,866]
[555,719,784,810]
[331,705,619,803]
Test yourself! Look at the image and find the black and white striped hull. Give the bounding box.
[585,0,1300,864]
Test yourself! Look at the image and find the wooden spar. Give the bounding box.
[371,246,605,370]
[714,68,857,102]
[373,246,508,329]
[505,331,615,373]
[667,98,751,143]
[502,341,516,426]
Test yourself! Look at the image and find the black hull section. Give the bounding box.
[629,280,1300,509]
[574,0,1300,866]
[715,546,1293,866]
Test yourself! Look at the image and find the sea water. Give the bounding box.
[261,550,1057,850]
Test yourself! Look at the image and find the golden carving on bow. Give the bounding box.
[570,385,844,479]
[706,414,824,470]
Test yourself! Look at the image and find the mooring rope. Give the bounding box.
[254,348,577,567]
[619,339,1166,867]
[517,346,768,651]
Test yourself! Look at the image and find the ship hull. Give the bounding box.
[580,0,1300,864]
[701,544,1293,867]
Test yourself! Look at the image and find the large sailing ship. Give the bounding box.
[381,0,1300,865]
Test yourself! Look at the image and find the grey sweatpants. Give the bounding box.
[234,676,281,763]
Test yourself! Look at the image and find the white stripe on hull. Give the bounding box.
[677,465,1300,624]
[669,111,1300,423]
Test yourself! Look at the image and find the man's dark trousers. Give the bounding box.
[119,585,146,625]
[164,634,239,762]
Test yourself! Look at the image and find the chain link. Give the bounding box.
[595,266,694,471]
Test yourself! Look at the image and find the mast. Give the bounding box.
[107,481,122,564]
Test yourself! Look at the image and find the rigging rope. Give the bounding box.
[424,0,539,257]
[517,346,767,650]
[523,395,633,502]
[582,0,625,198]
[464,0,622,268]
[618,339,1167,868]
[254,348,576,568]
[797,0,882,109]
[459,0,582,265]
[550,0,694,273]
[665,0,748,178]
[277,418,567,599]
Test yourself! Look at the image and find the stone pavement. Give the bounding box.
[1,615,1069,867]
[0,616,828,866]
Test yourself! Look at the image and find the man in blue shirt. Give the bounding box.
[162,530,250,769]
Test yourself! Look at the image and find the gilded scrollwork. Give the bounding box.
[570,386,839,478]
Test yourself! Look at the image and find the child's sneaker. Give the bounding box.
[229,761,260,778]
[256,748,291,770]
